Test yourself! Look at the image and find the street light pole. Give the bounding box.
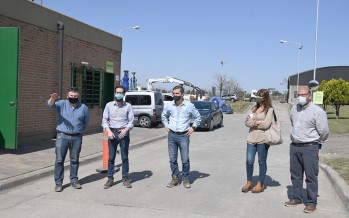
[118,25,140,37]
[280,40,303,92]
[313,0,320,80]
[308,0,320,92]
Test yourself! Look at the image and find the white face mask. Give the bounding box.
[297,96,307,106]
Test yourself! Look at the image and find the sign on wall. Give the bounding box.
[313,91,324,105]
[106,61,114,73]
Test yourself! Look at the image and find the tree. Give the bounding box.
[225,77,243,95]
[318,78,349,119]
[214,73,228,97]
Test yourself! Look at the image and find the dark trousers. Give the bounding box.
[290,144,319,205]
[107,130,130,179]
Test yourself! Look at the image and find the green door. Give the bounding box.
[0,27,19,149]
[102,72,115,109]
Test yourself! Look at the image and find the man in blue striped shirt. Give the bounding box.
[102,85,134,189]
[161,85,201,188]
[47,87,89,192]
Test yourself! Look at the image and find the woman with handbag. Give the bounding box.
[242,89,274,193]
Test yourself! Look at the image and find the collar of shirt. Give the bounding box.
[113,101,126,107]
[298,101,312,110]
[172,100,186,107]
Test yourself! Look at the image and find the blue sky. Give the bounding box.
[38,0,349,93]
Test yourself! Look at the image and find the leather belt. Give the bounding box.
[110,127,125,132]
[292,142,318,147]
[58,131,81,136]
[170,129,188,135]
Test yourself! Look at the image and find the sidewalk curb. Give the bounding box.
[320,163,349,213]
[0,134,166,192]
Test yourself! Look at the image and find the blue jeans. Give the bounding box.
[168,131,190,180]
[107,130,130,179]
[290,144,319,205]
[246,143,270,183]
[54,133,82,185]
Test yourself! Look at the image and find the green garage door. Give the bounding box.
[0,27,19,149]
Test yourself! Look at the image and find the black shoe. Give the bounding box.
[122,178,132,188]
[71,182,82,189]
[55,185,63,192]
[104,178,114,189]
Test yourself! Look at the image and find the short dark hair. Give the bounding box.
[173,85,184,94]
[68,87,79,93]
[115,85,126,93]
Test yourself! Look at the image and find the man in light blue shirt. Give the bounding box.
[102,85,134,189]
[47,87,89,192]
[161,85,201,188]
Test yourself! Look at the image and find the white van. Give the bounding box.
[250,89,257,102]
[124,91,164,127]
[162,93,173,107]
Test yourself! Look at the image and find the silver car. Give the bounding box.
[125,91,164,127]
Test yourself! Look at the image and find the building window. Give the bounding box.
[71,63,102,107]
[71,62,116,108]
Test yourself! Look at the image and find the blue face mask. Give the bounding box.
[115,93,124,101]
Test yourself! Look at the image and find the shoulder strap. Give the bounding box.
[267,106,277,122]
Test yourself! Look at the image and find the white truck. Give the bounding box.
[250,89,257,102]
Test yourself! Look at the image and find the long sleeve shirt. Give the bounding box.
[102,101,134,129]
[290,102,329,143]
[161,100,201,132]
[245,107,274,144]
[47,100,89,134]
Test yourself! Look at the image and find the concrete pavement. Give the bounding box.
[0,126,167,191]
[0,102,348,217]
[0,102,348,216]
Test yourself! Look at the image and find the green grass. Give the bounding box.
[323,105,349,185]
[228,101,252,113]
[322,158,349,185]
[326,105,349,134]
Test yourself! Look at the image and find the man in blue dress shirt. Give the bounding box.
[102,85,134,189]
[161,85,201,188]
[47,87,89,192]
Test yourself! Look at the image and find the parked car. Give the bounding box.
[124,91,164,127]
[221,103,234,114]
[192,101,223,131]
[221,94,238,102]
[162,93,173,107]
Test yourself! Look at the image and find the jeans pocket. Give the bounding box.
[56,133,63,139]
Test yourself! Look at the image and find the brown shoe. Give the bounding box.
[241,180,252,193]
[183,179,191,189]
[251,181,265,193]
[122,178,132,188]
[303,204,316,213]
[285,199,302,207]
[104,178,114,189]
[167,176,180,188]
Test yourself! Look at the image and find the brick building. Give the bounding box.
[0,0,122,148]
